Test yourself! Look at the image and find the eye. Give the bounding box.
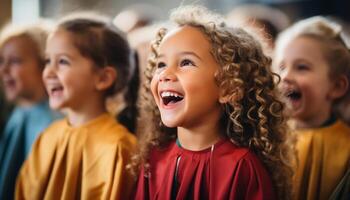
[156,61,166,69]
[296,63,309,71]
[44,58,50,67]
[279,65,285,72]
[10,57,22,65]
[58,58,70,65]
[180,59,195,67]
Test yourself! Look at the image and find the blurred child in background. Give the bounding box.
[274,16,350,200]
[15,13,137,199]
[0,21,59,200]
[226,4,290,54]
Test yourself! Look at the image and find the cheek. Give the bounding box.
[11,68,28,84]
[150,76,159,104]
[23,67,42,84]
[188,76,219,96]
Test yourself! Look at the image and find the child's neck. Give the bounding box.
[177,123,222,151]
[294,110,333,129]
[66,100,107,127]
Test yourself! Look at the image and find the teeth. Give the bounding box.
[160,91,183,98]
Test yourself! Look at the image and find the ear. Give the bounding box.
[94,66,117,91]
[328,75,349,100]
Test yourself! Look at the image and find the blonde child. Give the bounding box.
[273,16,350,200]
[0,21,59,200]
[133,5,294,200]
[15,13,137,199]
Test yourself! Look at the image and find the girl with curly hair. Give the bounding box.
[274,16,350,200]
[133,5,294,200]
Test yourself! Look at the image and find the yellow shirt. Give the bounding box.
[293,120,350,200]
[15,113,137,200]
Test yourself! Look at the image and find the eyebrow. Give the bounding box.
[158,51,203,61]
[45,52,74,59]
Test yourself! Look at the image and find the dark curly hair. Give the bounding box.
[132,5,295,200]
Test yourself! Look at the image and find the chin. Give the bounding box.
[162,121,177,128]
[6,96,16,103]
[161,117,179,128]
[49,101,62,110]
[4,92,17,102]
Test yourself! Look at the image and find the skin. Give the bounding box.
[276,36,346,129]
[43,29,116,126]
[0,35,47,107]
[151,26,223,151]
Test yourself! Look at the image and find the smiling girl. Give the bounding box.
[274,16,350,200]
[133,5,294,200]
[15,13,137,200]
[0,21,59,200]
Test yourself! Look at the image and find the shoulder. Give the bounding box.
[149,140,177,159]
[88,116,137,151]
[214,140,254,163]
[32,119,67,147]
[216,140,267,168]
[215,141,275,198]
[335,120,350,135]
[38,119,66,137]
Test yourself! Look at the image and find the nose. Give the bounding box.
[158,66,177,82]
[280,67,293,83]
[0,60,9,74]
[42,61,57,80]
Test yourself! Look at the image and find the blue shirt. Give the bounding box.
[0,100,60,200]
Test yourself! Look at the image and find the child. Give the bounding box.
[133,5,294,200]
[273,16,350,200]
[0,21,59,200]
[15,13,137,199]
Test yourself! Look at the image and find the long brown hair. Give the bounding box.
[57,13,140,132]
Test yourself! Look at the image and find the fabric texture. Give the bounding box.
[0,101,58,200]
[293,120,350,200]
[15,113,137,200]
[135,139,275,200]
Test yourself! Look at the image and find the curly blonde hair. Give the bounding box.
[274,16,350,121]
[132,5,294,199]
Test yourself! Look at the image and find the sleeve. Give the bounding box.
[109,137,138,200]
[229,152,276,200]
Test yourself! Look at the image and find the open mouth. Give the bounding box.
[3,77,16,89]
[160,91,184,106]
[48,84,64,96]
[285,89,302,101]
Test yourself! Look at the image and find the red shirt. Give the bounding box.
[134,139,276,200]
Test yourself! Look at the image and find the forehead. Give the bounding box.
[47,29,73,45]
[158,26,211,56]
[277,36,328,63]
[0,35,38,56]
[46,29,81,54]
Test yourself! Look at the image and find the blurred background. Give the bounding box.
[0,0,349,27]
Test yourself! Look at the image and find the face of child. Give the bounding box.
[275,36,336,127]
[151,26,222,128]
[0,36,44,104]
[43,29,101,111]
